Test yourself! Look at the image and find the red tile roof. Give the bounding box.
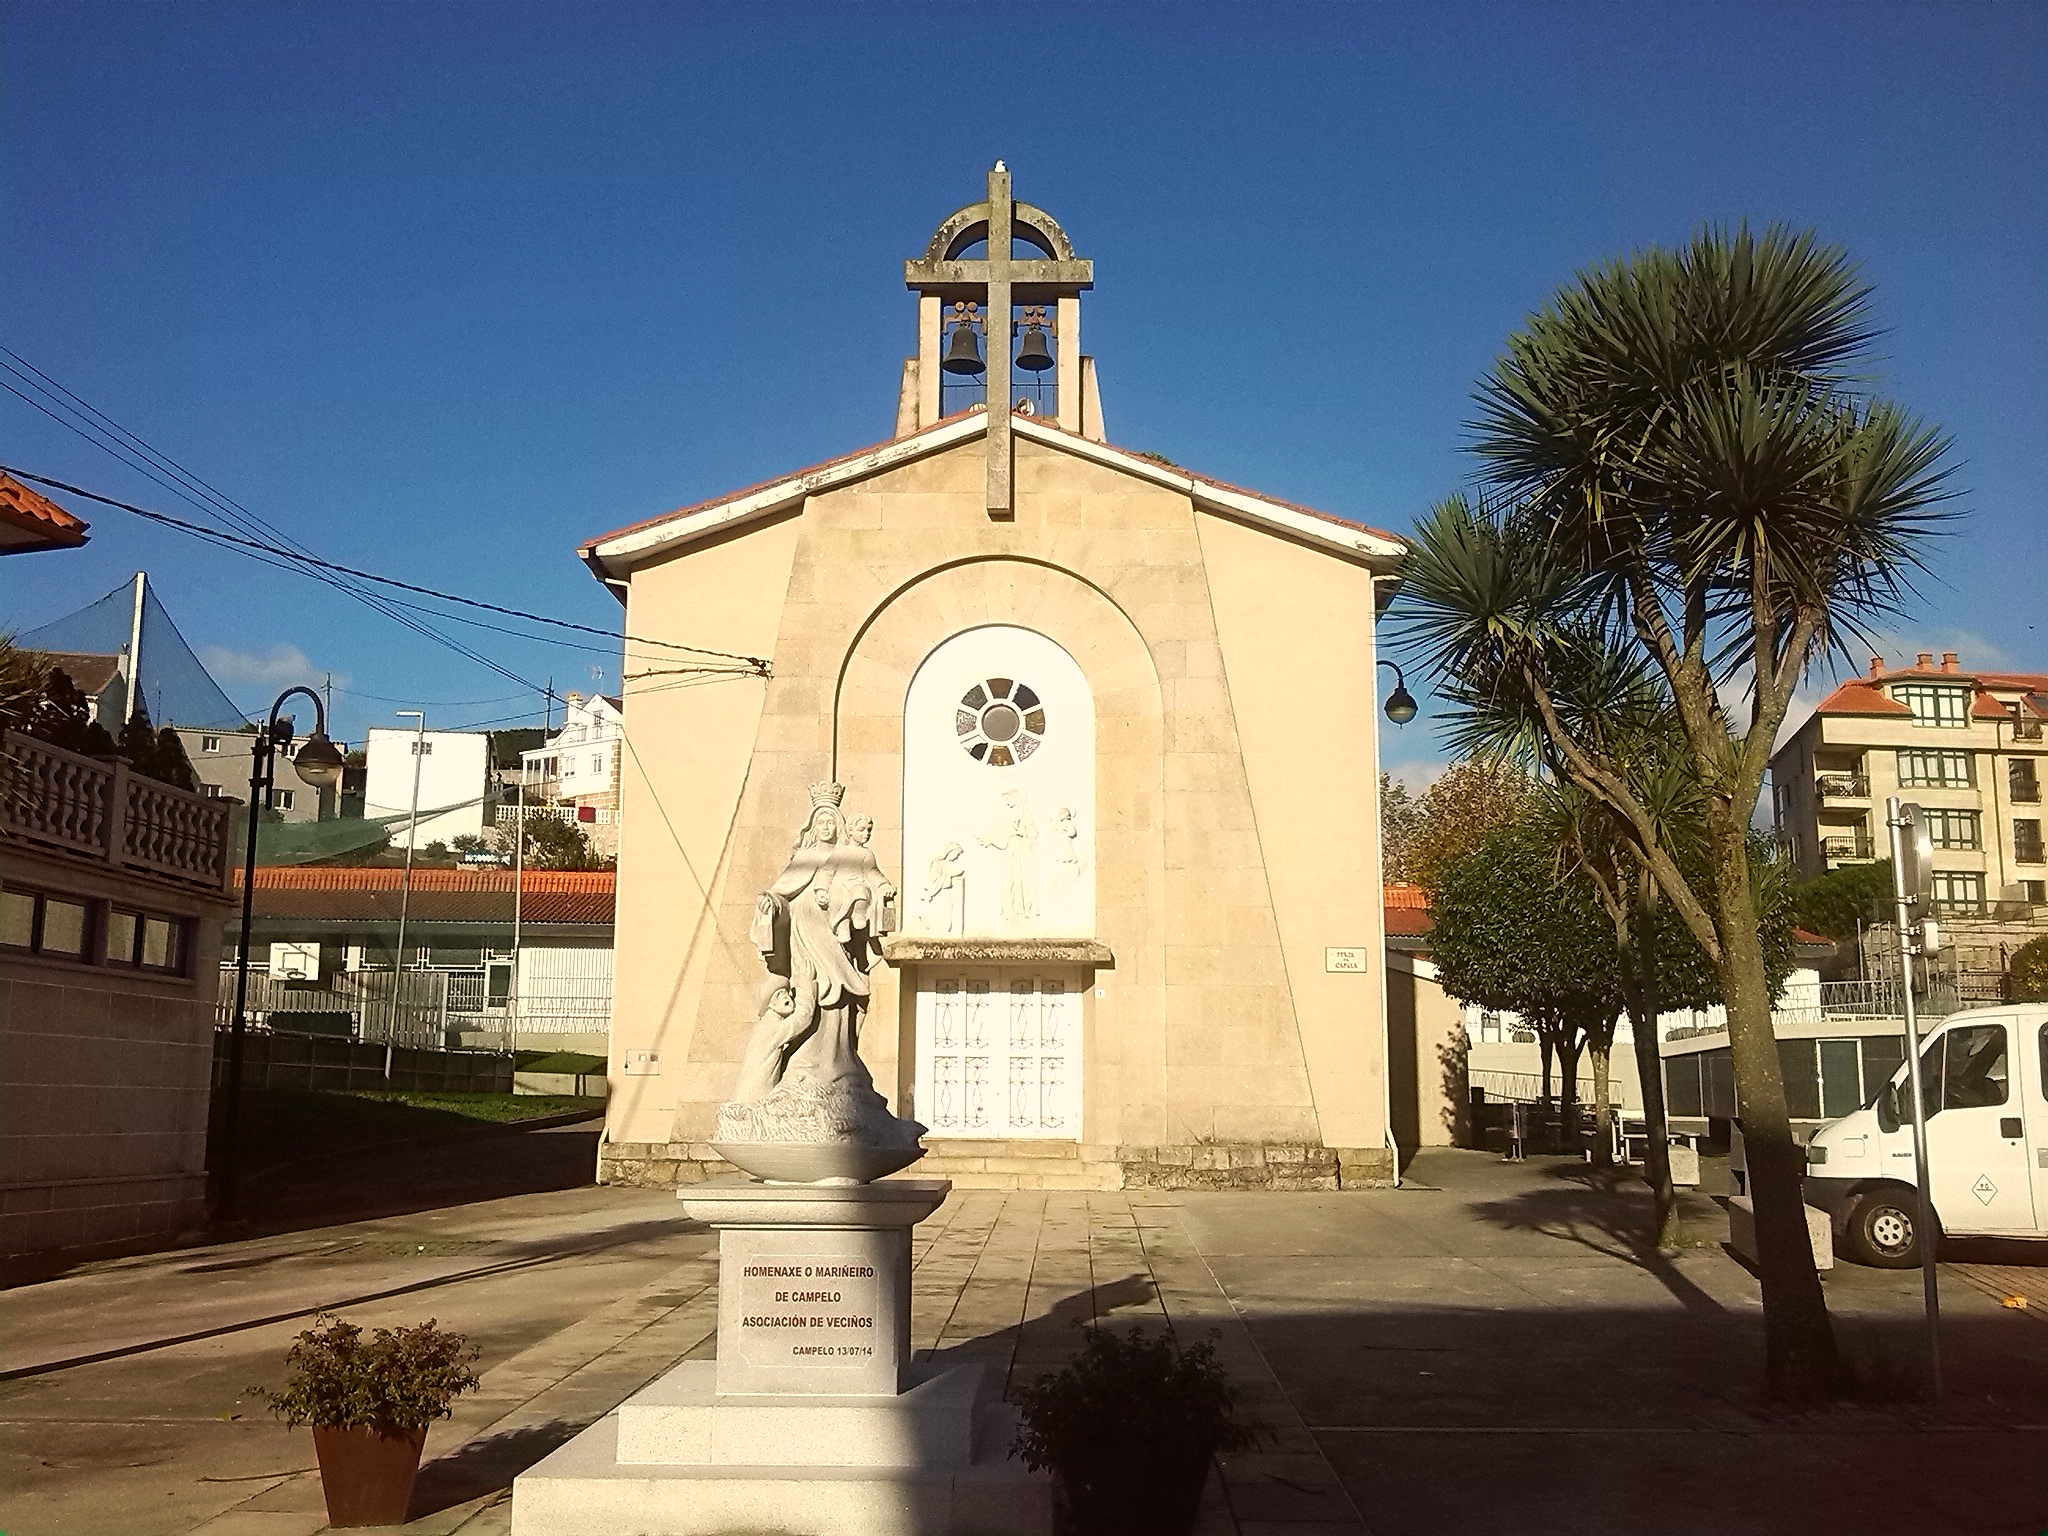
[238,867,614,926]
[0,473,89,553]
[1812,680,1911,718]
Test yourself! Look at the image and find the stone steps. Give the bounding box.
[905,1140,1123,1191]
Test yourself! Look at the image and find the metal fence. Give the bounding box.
[217,964,612,1050]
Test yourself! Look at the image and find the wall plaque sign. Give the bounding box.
[1324,947,1369,974]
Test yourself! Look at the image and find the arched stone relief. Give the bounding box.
[902,625,1094,938]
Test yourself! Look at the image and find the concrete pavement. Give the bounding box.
[3,1145,2044,1535]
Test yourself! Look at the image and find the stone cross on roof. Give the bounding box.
[904,164,1093,518]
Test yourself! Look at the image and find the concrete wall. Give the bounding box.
[599,431,1396,1187]
[1,844,227,1266]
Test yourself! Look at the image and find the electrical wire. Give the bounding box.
[0,353,769,683]
[2,461,769,677]
[0,370,556,694]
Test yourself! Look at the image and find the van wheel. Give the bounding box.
[1842,1189,1922,1268]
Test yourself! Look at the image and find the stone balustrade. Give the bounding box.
[1,730,233,894]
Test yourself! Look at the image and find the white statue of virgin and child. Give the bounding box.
[714,782,925,1154]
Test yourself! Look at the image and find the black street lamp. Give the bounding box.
[1379,659,1419,725]
[211,686,346,1222]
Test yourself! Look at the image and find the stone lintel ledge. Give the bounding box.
[879,936,1114,966]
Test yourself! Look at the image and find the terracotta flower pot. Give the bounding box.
[311,1423,428,1527]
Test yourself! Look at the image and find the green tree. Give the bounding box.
[519,814,608,871]
[150,725,199,792]
[1399,227,1955,1396]
[19,665,117,759]
[1788,859,1894,944]
[1429,818,1622,1135]
[1379,773,1423,882]
[1407,758,1531,892]
[2008,935,2048,1004]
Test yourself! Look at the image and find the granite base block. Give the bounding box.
[616,1360,977,1468]
[513,1383,1051,1536]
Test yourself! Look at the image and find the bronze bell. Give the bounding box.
[941,320,985,376]
[1014,322,1054,373]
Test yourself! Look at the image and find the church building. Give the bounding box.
[587,168,1409,1191]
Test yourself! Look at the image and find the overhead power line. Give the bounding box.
[0,363,554,694]
[0,349,771,684]
[0,465,772,677]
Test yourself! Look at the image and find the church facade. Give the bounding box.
[587,170,1408,1191]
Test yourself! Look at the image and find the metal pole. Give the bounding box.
[123,570,146,725]
[1885,796,1944,1402]
[392,710,426,1053]
[511,776,524,1057]
[215,726,270,1222]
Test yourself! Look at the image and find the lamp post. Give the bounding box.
[214,687,345,1222]
[1378,659,1419,725]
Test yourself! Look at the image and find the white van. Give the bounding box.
[1802,1004,2048,1267]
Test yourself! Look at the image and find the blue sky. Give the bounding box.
[3,1,2043,776]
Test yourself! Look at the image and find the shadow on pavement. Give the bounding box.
[411,1419,587,1520]
[1463,1160,1728,1317]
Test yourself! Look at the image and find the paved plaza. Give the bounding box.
[3,1139,2044,1536]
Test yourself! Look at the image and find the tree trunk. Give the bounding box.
[1589,1037,1614,1166]
[1539,1034,1554,1104]
[1555,1032,1581,1151]
[1627,889,1679,1250]
[1708,821,1837,1399]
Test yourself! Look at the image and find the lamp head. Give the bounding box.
[1383,684,1419,726]
[292,732,346,791]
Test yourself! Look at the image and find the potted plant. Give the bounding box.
[1011,1326,1261,1536]
[252,1314,481,1528]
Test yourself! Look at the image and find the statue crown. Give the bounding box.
[808,781,847,809]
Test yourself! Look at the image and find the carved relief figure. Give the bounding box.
[921,842,967,934]
[979,789,1038,923]
[719,782,921,1151]
[1051,806,1084,882]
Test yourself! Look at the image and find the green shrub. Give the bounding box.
[2010,935,2048,1003]
[253,1315,480,1430]
[1011,1327,1260,1535]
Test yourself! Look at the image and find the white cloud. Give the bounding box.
[199,643,346,691]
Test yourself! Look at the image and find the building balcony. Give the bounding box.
[2012,783,2041,805]
[1820,833,1875,864]
[1815,773,1869,800]
[2013,719,2044,743]
[2017,842,2045,867]
[2,730,233,894]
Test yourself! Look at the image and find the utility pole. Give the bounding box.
[392,710,427,1056]
[511,775,525,1058]
[1886,796,1944,1403]
[124,570,146,723]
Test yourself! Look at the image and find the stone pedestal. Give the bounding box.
[512,1178,1052,1536]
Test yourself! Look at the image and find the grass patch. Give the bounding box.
[515,1051,607,1075]
[234,1089,603,1174]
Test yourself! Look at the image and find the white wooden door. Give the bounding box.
[914,972,1081,1139]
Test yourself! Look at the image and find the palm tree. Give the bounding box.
[1399,226,1954,1399]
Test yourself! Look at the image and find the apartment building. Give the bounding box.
[512,693,622,856]
[1771,651,2048,913]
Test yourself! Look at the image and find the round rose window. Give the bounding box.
[957,678,1046,767]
